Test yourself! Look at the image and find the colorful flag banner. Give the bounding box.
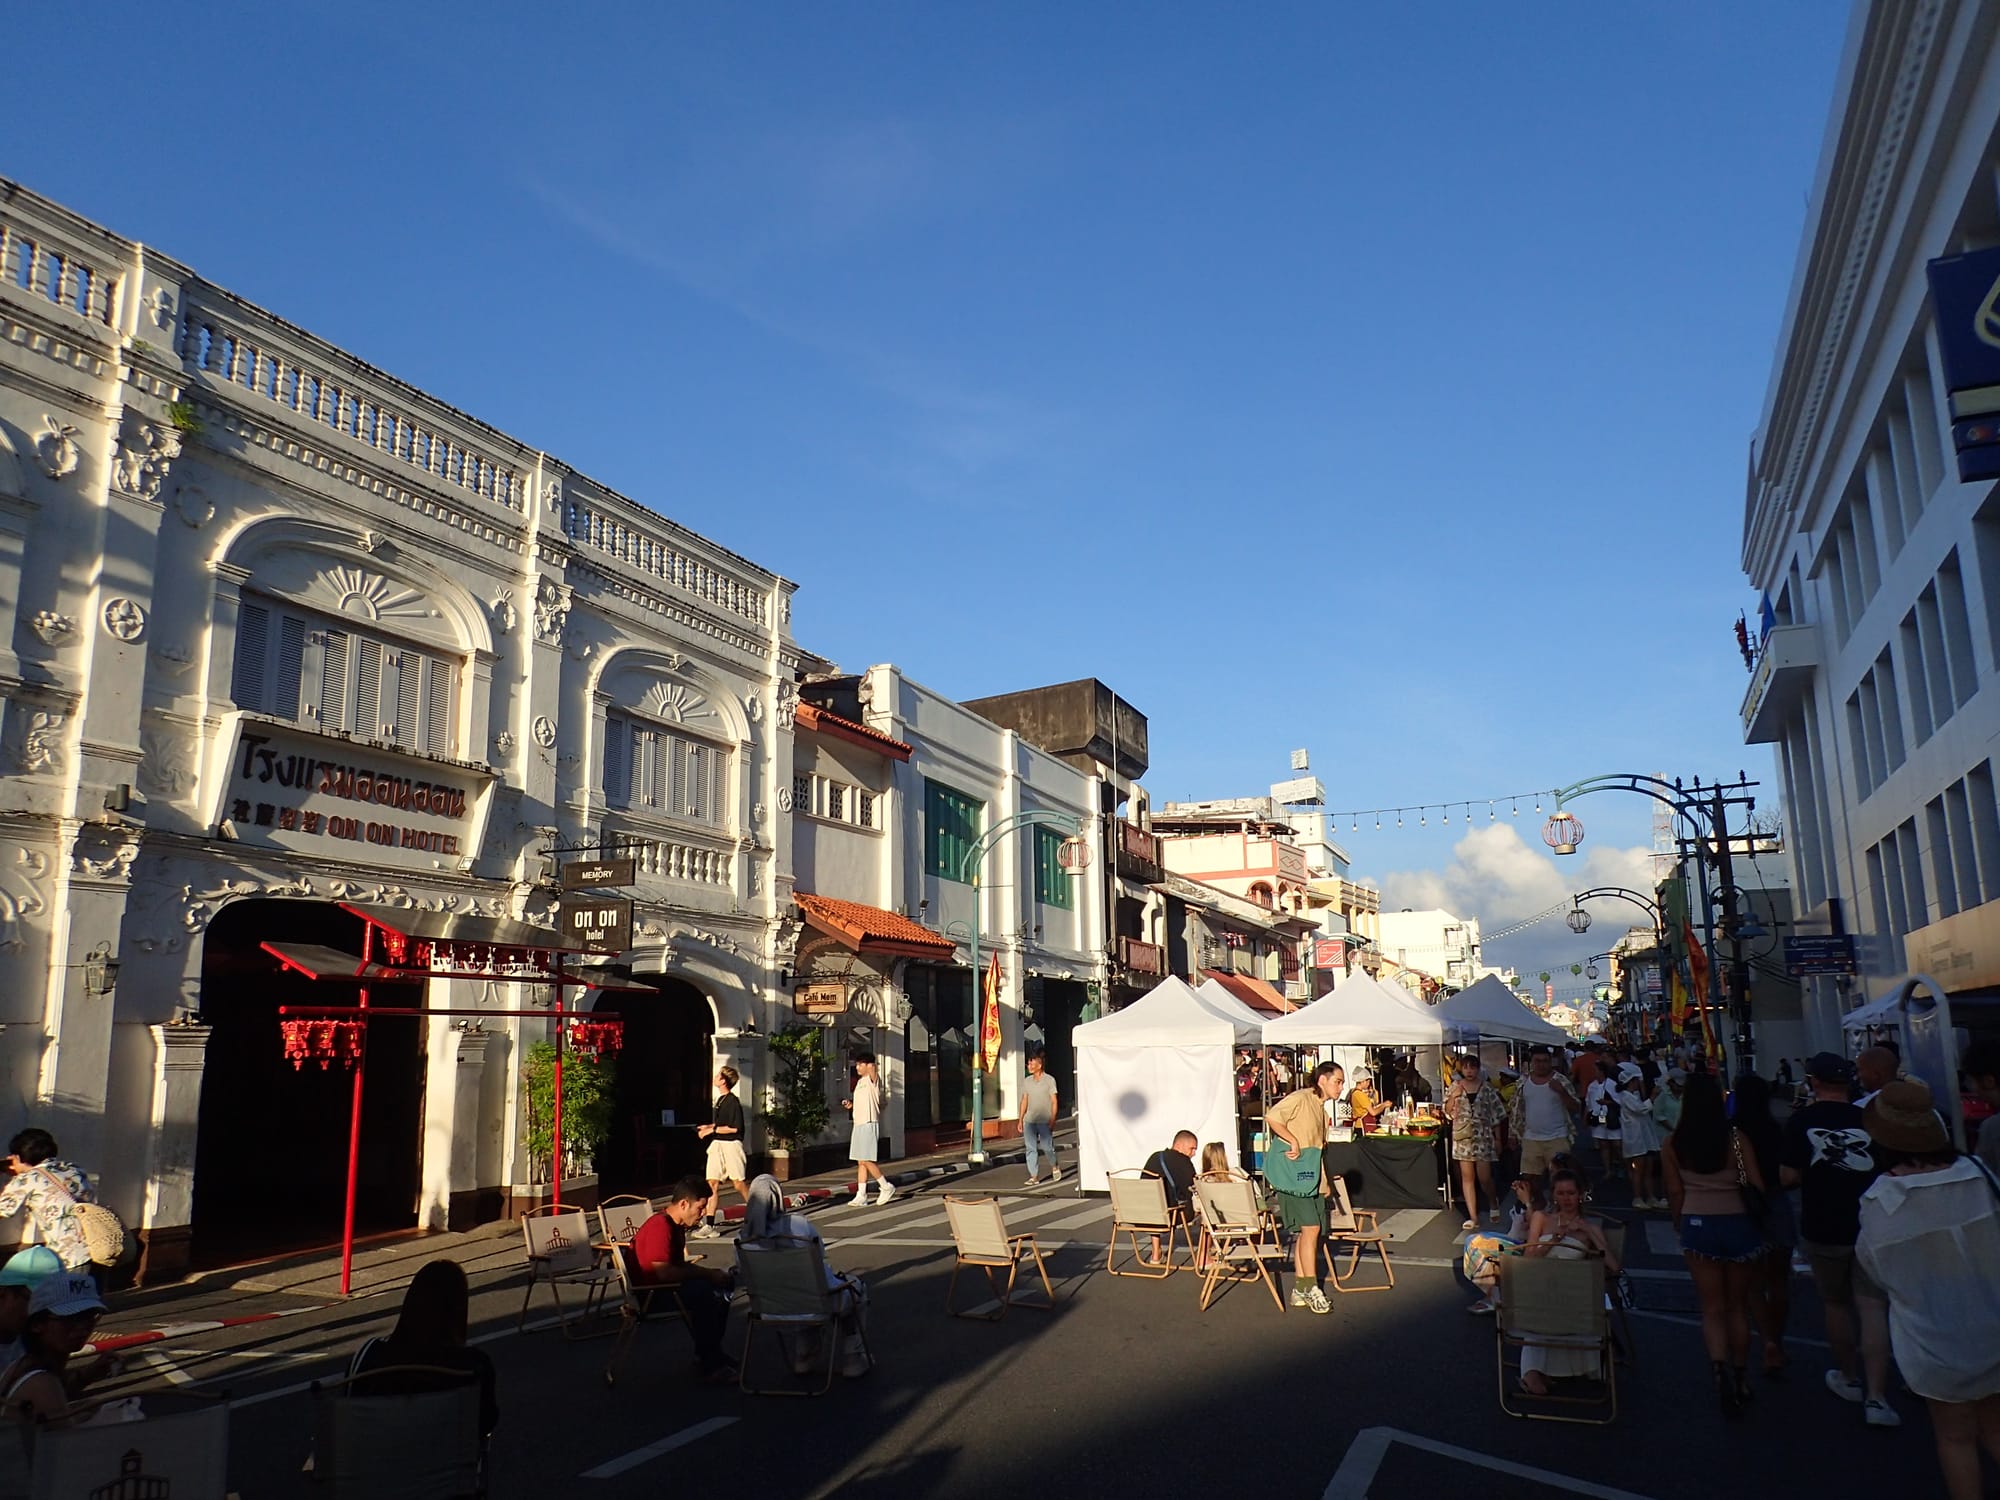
[980,950,1003,1073]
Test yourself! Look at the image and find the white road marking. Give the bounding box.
[1325,1427,1655,1499]
[581,1416,738,1479]
[1045,1203,1113,1231]
[136,1350,193,1386]
[1627,1309,1829,1348]
[1374,1209,1441,1241]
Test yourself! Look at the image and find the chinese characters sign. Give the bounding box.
[219,719,490,872]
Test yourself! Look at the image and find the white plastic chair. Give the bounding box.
[308,1366,484,1497]
[1192,1176,1286,1313]
[1106,1169,1193,1278]
[942,1196,1054,1320]
[517,1205,616,1337]
[735,1236,871,1395]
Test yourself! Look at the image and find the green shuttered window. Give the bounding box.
[925,779,983,882]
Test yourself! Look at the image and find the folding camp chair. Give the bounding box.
[597,1193,654,1246]
[1192,1176,1286,1313]
[308,1366,483,1497]
[942,1196,1055,1320]
[1106,1169,1195,1278]
[517,1205,617,1337]
[1324,1176,1394,1293]
[1592,1218,1637,1367]
[735,1236,872,1395]
[603,1242,694,1386]
[1495,1253,1618,1424]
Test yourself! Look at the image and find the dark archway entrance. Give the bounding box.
[596,979,714,1194]
[191,899,425,1266]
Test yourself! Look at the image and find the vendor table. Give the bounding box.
[1323,1134,1443,1210]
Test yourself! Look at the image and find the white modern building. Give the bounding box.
[0,179,809,1277]
[1740,0,2000,1050]
[1374,907,1485,992]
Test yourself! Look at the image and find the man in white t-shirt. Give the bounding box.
[1508,1047,1582,1179]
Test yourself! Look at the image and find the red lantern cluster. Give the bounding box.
[280,1019,366,1071]
[568,1019,625,1061]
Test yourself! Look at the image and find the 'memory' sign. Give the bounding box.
[218,719,489,871]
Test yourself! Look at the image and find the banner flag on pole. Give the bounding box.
[980,950,1003,1073]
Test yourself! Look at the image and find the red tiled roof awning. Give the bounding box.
[795,892,955,960]
[794,702,912,760]
[1203,968,1295,1015]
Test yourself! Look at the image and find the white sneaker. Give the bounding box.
[1049,1166,1062,1182]
[1303,1286,1332,1315]
[1864,1398,1902,1428]
[849,1190,869,1207]
[1290,1286,1311,1309]
[690,1223,722,1240]
[1825,1370,1864,1403]
[875,1182,896,1206]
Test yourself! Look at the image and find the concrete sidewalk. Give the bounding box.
[116,1125,1069,1310]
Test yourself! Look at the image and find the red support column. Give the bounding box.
[339,925,374,1297]
[552,951,565,1212]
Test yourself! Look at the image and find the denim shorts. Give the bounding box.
[1681,1212,1764,1262]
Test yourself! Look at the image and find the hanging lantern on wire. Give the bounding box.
[1543,811,1584,855]
[1566,905,1592,934]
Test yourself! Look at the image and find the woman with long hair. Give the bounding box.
[1733,1072,1794,1380]
[1662,1072,1768,1417]
[349,1259,498,1437]
[1512,1170,1618,1394]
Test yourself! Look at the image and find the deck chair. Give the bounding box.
[735,1236,871,1395]
[517,1204,617,1337]
[603,1242,693,1387]
[597,1193,654,1246]
[1324,1176,1394,1293]
[1192,1176,1286,1313]
[1592,1218,1637,1367]
[942,1196,1055,1320]
[308,1366,483,1497]
[1106,1169,1194,1278]
[1495,1254,1617,1425]
[24,1394,231,1500]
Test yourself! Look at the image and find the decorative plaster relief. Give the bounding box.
[531,716,557,748]
[138,727,196,797]
[71,828,140,884]
[490,592,517,635]
[102,598,147,642]
[358,529,388,555]
[151,642,197,678]
[0,847,50,954]
[542,477,562,513]
[532,578,571,644]
[33,417,79,480]
[494,730,517,756]
[149,287,176,330]
[173,485,213,528]
[640,683,712,724]
[15,710,67,773]
[777,787,793,812]
[320,566,434,624]
[775,681,799,719]
[744,694,764,725]
[112,418,182,500]
[29,612,73,647]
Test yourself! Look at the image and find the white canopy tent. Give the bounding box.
[1841,992,1903,1031]
[1260,973,1446,1047]
[1435,974,1572,1046]
[1073,976,1258,1191]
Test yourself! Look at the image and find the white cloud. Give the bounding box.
[1378,823,1657,935]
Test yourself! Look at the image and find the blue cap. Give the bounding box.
[0,1245,63,1289]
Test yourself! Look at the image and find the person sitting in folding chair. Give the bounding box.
[1514,1170,1620,1396]
[349,1260,498,1439]
[740,1175,870,1377]
[633,1178,737,1385]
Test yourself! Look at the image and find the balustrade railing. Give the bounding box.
[0,211,120,327]
[564,497,769,625]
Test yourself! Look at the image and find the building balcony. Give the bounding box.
[1117,936,1166,977]
[1116,820,1162,880]
[1741,624,1818,744]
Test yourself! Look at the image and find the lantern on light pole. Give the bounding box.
[1544,811,1584,855]
[1565,905,1592,935]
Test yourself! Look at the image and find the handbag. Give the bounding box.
[1730,1132,1770,1236]
[34,1167,125,1266]
[1263,1143,1322,1197]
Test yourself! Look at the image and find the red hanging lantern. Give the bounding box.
[281,1019,313,1071]
[279,1018,367,1070]
[568,1019,625,1061]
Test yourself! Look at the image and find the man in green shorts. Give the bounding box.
[1266,1062,1346,1314]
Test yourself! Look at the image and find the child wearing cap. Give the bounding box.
[0,1245,63,1372]
[1,1268,107,1424]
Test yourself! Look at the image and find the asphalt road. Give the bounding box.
[85,1163,1942,1498]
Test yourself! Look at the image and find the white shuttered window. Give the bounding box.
[602,713,728,828]
[232,596,460,757]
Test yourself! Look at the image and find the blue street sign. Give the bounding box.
[1784,934,1858,977]
[1928,246,2000,481]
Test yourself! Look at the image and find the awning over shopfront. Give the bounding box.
[1199,968,1294,1015]
[794,892,955,961]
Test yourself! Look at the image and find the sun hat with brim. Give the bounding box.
[0,1245,62,1290]
[27,1270,105,1319]
[1863,1079,1949,1155]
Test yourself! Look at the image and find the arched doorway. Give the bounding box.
[191,900,425,1266]
[596,979,714,1194]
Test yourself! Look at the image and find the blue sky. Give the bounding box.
[9,1,1849,981]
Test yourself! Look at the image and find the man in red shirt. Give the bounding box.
[631,1177,735,1383]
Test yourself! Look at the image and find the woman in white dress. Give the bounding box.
[1517,1170,1619,1395]
[1614,1064,1664,1208]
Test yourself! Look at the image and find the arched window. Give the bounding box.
[602,711,729,829]
[231,591,459,758]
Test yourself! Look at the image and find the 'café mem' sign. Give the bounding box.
[218,719,489,871]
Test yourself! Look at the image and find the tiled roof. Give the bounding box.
[1202,968,1295,1015]
[794,892,954,958]
[794,702,912,760]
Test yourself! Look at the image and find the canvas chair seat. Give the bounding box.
[517,1205,617,1339]
[602,1242,693,1387]
[1192,1176,1286,1313]
[943,1197,1055,1320]
[1495,1253,1618,1425]
[1106,1168,1195,1278]
[735,1236,872,1395]
[1323,1177,1394,1293]
[309,1367,482,1498]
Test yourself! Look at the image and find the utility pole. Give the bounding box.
[1711,783,1756,1076]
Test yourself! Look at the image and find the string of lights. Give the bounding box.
[1303,789,1565,833]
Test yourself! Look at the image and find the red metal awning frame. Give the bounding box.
[256,915,633,1296]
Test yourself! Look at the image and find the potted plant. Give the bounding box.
[510,1040,614,1215]
[762,1023,831,1181]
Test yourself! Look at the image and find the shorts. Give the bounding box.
[705,1139,747,1182]
[1680,1213,1765,1262]
[849,1124,880,1163]
[1802,1239,1883,1302]
[1451,1138,1497,1163]
[1519,1138,1568,1177]
[1274,1189,1326,1234]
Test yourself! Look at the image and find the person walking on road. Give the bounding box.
[1509,1048,1582,1183]
[693,1066,749,1239]
[0,1130,100,1271]
[1266,1062,1345,1314]
[1662,1072,1767,1419]
[1856,1080,2000,1500]
[1444,1057,1506,1228]
[843,1053,892,1207]
[1020,1052,1061,1186]
[1783,1051,1897,1427]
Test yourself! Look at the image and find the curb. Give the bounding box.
[85,1305,325,1356]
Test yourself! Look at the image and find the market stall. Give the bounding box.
[1260,974,1449,1208]
[1074,975,1262,1191]
[1435,974,1572,1047]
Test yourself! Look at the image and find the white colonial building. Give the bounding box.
[1740,0,2000,1050]
[0,180,810,1277]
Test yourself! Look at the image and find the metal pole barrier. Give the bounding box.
[339,923,373,1298]
[553,951,566,1211]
